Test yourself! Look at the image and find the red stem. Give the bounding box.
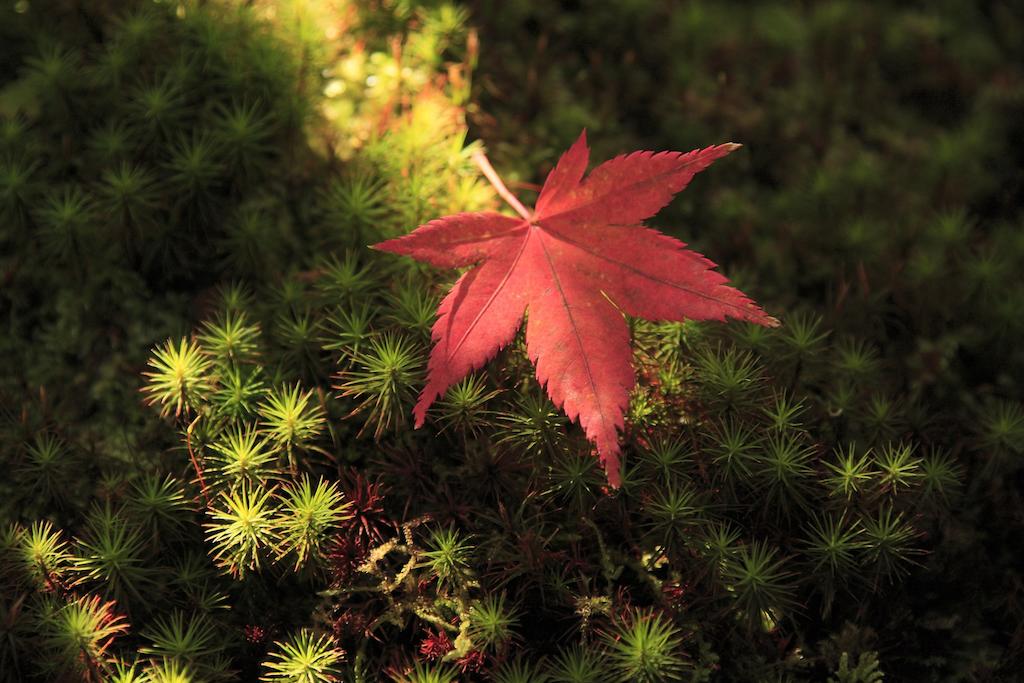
[186,414,210,505]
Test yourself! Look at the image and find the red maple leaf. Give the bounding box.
[373,131,778,487]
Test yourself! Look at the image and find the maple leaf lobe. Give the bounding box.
[372,132,777,487]
[534,130,590,218]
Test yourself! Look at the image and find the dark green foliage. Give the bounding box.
[335,332,424,439]
[829,651,884,683]
[602,609,686,682]
[138,610,228,678]
[1,0,1022,680]
[547,643,606,683]
[71,503,153,606]
[261,629,346,683]
[422,527,474,588]
[467,592,520,654]
[16,433,76,505]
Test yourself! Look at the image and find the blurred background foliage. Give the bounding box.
[0,0,1022,681]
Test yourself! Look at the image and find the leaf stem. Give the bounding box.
[472,150,532,221]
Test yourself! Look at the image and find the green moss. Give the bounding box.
[1,0,1021,680]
